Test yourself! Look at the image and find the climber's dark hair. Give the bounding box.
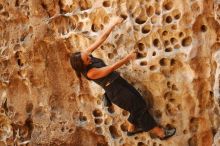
[69,51,85,81]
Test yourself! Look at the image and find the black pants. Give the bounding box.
[104,76,157,131]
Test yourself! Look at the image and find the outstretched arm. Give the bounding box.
[87,51,136,79]
[84,17,124,54]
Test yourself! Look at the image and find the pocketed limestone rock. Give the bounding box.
[0,0,220,146]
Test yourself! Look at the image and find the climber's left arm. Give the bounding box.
[84,16,124,54]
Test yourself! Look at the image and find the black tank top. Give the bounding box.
[82,55,120,88]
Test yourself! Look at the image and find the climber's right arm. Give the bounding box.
[85,17,124,54]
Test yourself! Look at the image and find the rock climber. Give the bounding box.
[69,16,176,140]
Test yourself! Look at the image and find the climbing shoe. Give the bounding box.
[159,127,176,140]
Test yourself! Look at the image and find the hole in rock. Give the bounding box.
[104,16,109,24]
[201,25,207,32]
[179,32,184,38]
[26,102,33,113]
[138,43,145,51]
[97,142,108,146]
[76,22,83,31]
[108,53,114,59]
[163,1,173,10]
[91,24,99,32]
[79,112,87,122]
[188,135,198,146]
[170,37,178,44]
[174,44,181,49]
[165,47,172,52]
[171,24,177,30]
[17,59,23,66]
[159,58,169,66]
[167,81,171,88]
[20,33,27,42]
[168,98,175,102]
[189,117,199,133]
[122,110,129,116]
[103,1,110,7]
[113,49,117,54]
[137,52,146,59]
[97,99,101,105]
[107,106,115,114]
[142,25,151,34]
[155,9,161,15]
[104,117,111,125]
[69,128,73,133]
[154,110,162,119]
[8,106,14,113]
[135,17,147,24]
[172,9,181,20]
[182,36,192,47]
[171,119,176,124]
[0,109,5,114]
[166,16,172,23]
[2,11,9,17]
[50,112,56,121]
[191,2,200,13]
[146,6,154,17]
[109,125,121,139]
[153,38,160,47]
[164,91,172,100]
[120,122,128,132]
[165,104,177,116]
[14,44,21,52]
[93,109,103,117]
[152,51,156,56]
[164,40,170,47]
[183,129,188,134]
[177,104,182,110]
[120,14,128,20]
[133,25,140,31]
[137,142,147,146]
[24,116,33,137]
[100,24,104,30]
[174,13,181,19]
[41,2,48,10]
[29,26,33,33]
[79,0,92,10]
[170,58,176,66]
[61,126,65,132]
[15,51,24,66]
[134,136,139,140]
[162,30,168,36]
[149,65,157,71]
[95,118,103,125]
[0,4,3,10]
[15,0,19,7]
[161,68,171,77]
[140,61,148,66]
[95,127,103,134]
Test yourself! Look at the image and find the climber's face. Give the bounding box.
[81,52,92,66]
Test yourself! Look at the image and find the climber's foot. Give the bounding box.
[127,127,145,136]
[149,126,176,140]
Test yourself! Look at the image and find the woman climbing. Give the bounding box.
[69,16,176,140]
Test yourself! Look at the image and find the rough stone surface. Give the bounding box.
[0,0,220,146]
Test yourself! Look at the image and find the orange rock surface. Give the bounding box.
[0,0,220,146]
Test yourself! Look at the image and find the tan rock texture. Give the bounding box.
[0,0,220,146]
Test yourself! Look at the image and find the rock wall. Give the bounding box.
[0,0,220,146]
